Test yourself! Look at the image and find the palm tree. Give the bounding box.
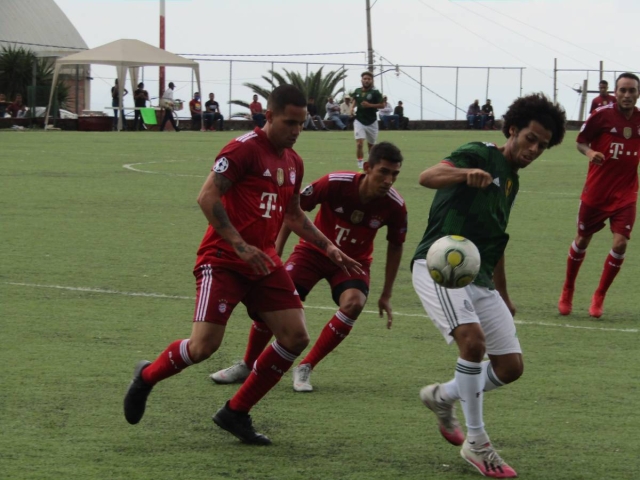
[0,45,69,109]
[230,66,348,118]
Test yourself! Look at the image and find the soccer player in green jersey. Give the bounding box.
[411,93,566,478]
[350,71,384,170]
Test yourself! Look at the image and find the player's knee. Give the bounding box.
[340,300,364,319]
[278,330,310,355]
[493,359,523,384]
[612,238,628,254]
[187,338,221,363]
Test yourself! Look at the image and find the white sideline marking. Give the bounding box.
[5,282,638,334]
[123,161,205,178]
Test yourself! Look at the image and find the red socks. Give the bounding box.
[300,310,355,368]
[596,250,625,295]
[229,341,297,412]
[563,241,587,290]
[243,322,273,367]
[141,339,193,385]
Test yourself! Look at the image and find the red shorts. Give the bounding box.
[193,264,303,325]
[284,246,371,305]
[577,201,636,239]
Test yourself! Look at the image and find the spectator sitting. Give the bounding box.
[466,99,482,129]
[133,82,149,131]
[325,95,349,130]
[0,93,8,117]
[394,100,410,130]
[304,97,329,131]
[189,92,213,130]
[7,93,26,118]
[379,96,399,130]
[204,93,224,131]
[481,99,496,130]
[249,94,266,128]
[340,95,353,128]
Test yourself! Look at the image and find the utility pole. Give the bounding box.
[366,0,374,73]
[159,0,166,98]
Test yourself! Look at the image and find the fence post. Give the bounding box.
[553,58,557,103]
[454,67,459,121]
[485,68,490,103]
[520,68,523,97]
[228,60,233,119]
[420,66,423,121]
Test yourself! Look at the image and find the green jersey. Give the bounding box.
[412,142,520,288]
[352,87,382,126]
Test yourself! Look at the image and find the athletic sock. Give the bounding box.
[595,250,625,295]
[357,159,364,169]
[141,339,193,385]
[481,360,505,392]
[229,340,297,413]
[299,310,355,368]
[439,360,505,400]
[243,322,273,367]
[563,241,587,290]
[455,358,485,438]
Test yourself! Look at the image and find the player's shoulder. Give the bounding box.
[385,186,406,208]
[592,103,616,116]
[327,171,358,183]
[455,141,497,157]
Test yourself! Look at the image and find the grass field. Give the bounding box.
[2,128,639,480]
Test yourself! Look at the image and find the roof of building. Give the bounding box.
[0,0,87,56]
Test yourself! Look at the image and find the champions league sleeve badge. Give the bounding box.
[213,157,229,173]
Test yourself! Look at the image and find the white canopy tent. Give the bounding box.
[45,38,202,131]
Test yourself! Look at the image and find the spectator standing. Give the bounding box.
[466,99,481,129]
[159,82,180,132]
[7,94,26,118]
[250,94,266,128]
[590,79,617,113]
[379,96,399,130]
[394,101,409,130]
[133,82,149,131]
[481,99,495,130]
[190,92,212,130]
[304,97,329,131]
[0,93,8,117]
[111,79,128,130]
[325,96,349,130]
[205,93,224,131]
[351,71,384,170]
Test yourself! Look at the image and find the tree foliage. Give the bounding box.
[230,67,348,118]
[0,45,69,108]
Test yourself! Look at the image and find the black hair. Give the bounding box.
[267,84,307,114]
[599,80,609,86]
[501,93,566,148]
[138,82,144,87]
[361,71,373,79]
[615,72,640,89]
[368,141,403,167]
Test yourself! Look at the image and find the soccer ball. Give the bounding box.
[426,235,481,289]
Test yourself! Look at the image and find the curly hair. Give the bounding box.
[501,93,566,148]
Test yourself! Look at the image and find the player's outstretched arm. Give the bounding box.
[577,142,605,165]
[378,241,403,329]
[284,194,364,275]
[197,171,275,275]
[419,162,493,189]
[493,255,516,317]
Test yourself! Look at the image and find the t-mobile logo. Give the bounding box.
[609,142,625,159]
[334,225,351,246]
[259,192,278,218]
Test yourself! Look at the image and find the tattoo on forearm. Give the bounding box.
[213,172,233,195]
[212,201,232,229]
[302,217,329,250]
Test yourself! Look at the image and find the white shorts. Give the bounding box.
[354,119,379,145]
[412,259,522,355]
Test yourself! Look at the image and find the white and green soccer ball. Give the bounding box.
[426,235,481,289]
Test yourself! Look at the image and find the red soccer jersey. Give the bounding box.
[295,171,407,262]
[196,128,304,274]
[590,94,616,113]
[577,104,640,211]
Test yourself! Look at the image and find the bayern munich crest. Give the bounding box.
[289,170,296,185]
[218,301,227,313]
[368,218,382,229]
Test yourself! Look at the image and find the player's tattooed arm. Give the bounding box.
[197,171,274,275]
[284,194,365,275]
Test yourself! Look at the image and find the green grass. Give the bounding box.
[2,129,639,480]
